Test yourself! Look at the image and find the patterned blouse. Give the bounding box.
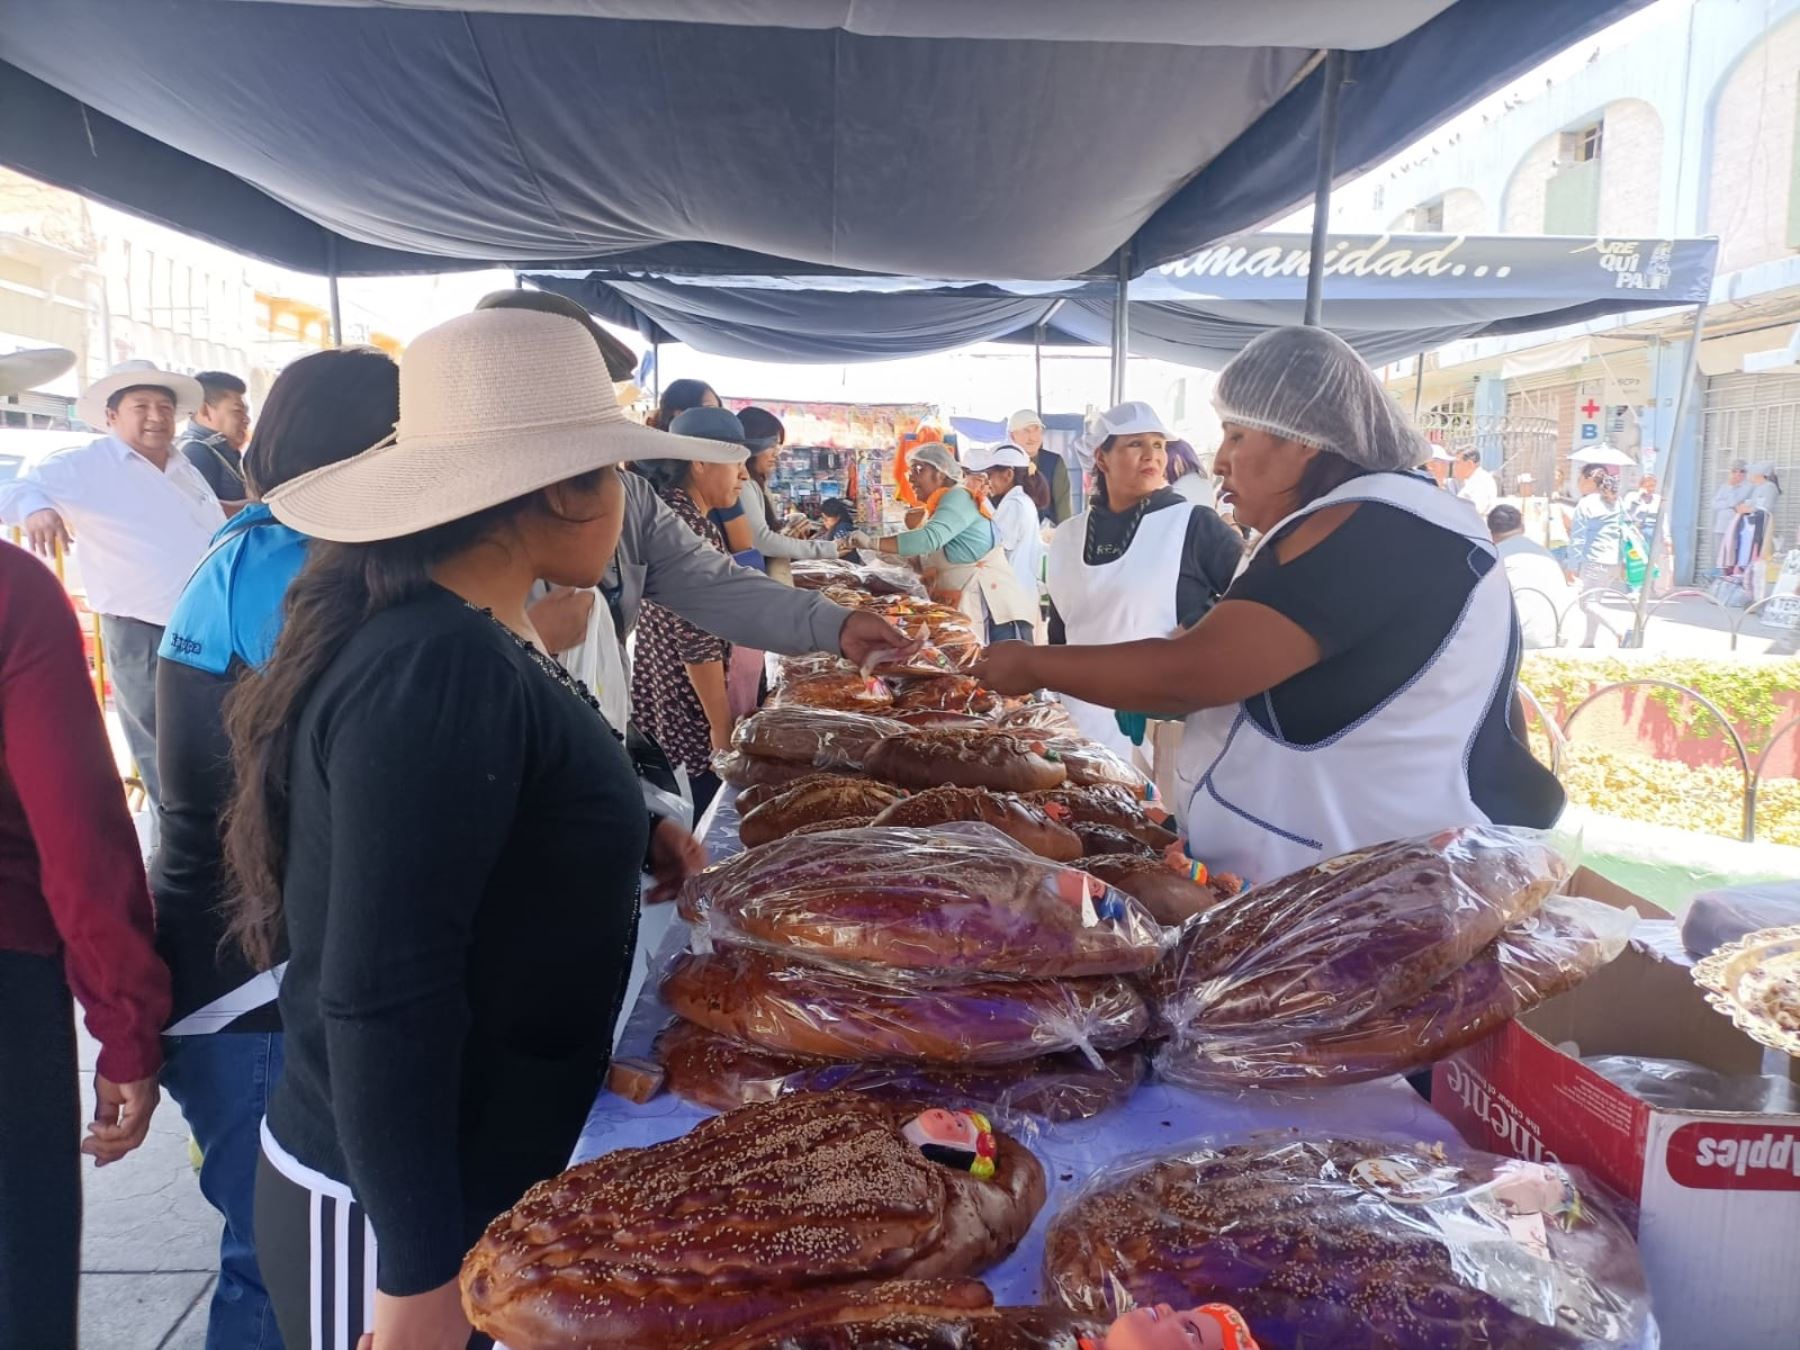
[630,484,732,776]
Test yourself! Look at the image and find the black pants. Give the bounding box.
[0,951,81,1350]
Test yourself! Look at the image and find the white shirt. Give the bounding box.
[1169,470,1216,510]
[1456,466,1498,521]
[0,435,222,625]
[1495,534,1574,650]
[990,484,1045,597]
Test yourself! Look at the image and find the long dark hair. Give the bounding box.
[241,347,398,498]
[221,473,602,969]
[649,378,718,430]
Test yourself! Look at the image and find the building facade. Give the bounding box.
[1317,0,1800,582]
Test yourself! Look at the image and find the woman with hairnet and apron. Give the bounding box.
[972,326,1563,887]
[854,442,1041,643]
[1045,401,1242,761]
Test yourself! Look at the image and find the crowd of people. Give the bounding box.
[0,313,1576,1349]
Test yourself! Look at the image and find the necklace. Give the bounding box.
[465,601,619,735]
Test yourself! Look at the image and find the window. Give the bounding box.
[1559,122,1603,163]
[1546,120,1604,234]
[1412,198,1446,232]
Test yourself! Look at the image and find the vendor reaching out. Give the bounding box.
[973,326,1563,885]
[849,441,1040,644]
[1045,401,1242,759]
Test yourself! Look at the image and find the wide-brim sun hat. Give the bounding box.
[0,347,76,399]
[475,287,640,383]
[76,358,204,429]
[266,308,742,543]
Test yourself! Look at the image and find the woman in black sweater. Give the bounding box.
[223,309,744,1350]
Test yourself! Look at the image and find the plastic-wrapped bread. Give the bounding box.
[718,752,853,791]
[661,946,1149,1065]
[1153,826,1568,1038]
[711,1280,1107,1349]
[737,772,868,813]
[733,705,909,769]
[1082,854,1240,927]
[1043,738,1147,793]
[738,778,907,847]
[1070,822,1162,859]
[863,728,1067,793]
[678,826,1165,978]
[1045,1134,1651,1349]
[771,671,897,712]
[870,787,1083,862]
[996,701,1082,738]
[1027,786,1179,849]
[462,1094,1044,1349]
[891,675,1005,717]
[1156,895,1635,1088]
[653,1019,1145,1123]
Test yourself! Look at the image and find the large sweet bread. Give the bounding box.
[1153,826,1567,1036]
[712,1280,1105,1350]
[720,753,852,792]
[733,706,909,768]
[653,1019,1144,1122]
[736,772,865,813]
[1044,1135,1650,1349]
[678,827,1164,978]
[870,787,1082,862]
[462,1094,1045,1349]
[863,728,1066,793]
[891,675,1004,717]
[771,671,897,712]
[1156,896,1630,1088]
[1043,738,1146,792]
[739,778,907,847]
[1082,855,1239,927]
[1028,786,1178,849]
[1070,822,1161,859]
[996,702,1082,738]
[661,946,1150,1064]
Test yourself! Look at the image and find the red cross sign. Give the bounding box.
[1580,399,1601,419]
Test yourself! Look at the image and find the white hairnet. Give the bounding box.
[909,441,964,482]
[1213,326,1426,473]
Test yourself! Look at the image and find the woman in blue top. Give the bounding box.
[860,442,1039,642]
[1568,464,1627,647]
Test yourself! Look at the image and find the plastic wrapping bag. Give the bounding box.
[1681,881,1800,959]
[1154,826,1571,1040]
[710,1281,1107,1350]
[1046,1133,1653,1349]
[769,670,897,711]
[732,705,909,769]
[1156,896,1635,1089]
[678,825,1166,979]
[1583,1054,1798,1114]
[715,750,847,791]
[737,777,909,848]
[660,944,1149,1067]
[997,700,1083,738]
[890,674,1006,716]
[862,727,1068,794]
[653,1018,1145,1124]
[1043,737,1149,793]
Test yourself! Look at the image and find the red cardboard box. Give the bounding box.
[1435,870,1800,1349]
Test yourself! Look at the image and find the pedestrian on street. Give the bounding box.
[1451,448,1499,519]
[1569,464,1629,647]
[177,370,253,511]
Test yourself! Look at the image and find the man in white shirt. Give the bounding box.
[0,360,224,809]
[1453,449,1499,520]
[973,442,1046,641]
[1488,505,1573,649]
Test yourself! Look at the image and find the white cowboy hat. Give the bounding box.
[76,358,204,430]
[266,308,742,543]
[0,347,76,399]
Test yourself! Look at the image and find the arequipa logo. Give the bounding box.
[1440,1060,1561,1165]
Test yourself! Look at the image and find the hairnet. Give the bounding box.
[909,441,964,482]
[1213,326,1426,472]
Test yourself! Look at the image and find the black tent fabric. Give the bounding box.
[524,232,1720,367]
[0,0,1644,277]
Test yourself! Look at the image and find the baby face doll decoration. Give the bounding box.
[1084,1304,1260,1350]
[902,1108,998,1180]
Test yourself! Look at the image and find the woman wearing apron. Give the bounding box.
[973,327,1563,887]
[1045,402,1242,760]
[859,442,1040,643]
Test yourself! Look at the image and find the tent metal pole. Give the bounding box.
[1303,50,1346,327]
[651,338,662,403]
[1411,351,1427,418]
[1109,244,1131,405]
[1631,301,1706,645]
[325,233,343,347]
[1033,322,1045,417]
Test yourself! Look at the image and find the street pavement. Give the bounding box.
[75,1023,216,1350]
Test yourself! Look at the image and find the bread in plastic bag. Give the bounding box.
[738,777,908,847]
[1043,737,1147,792]
[709,1279,1107,1350]
[733,705,909,769]
[1027,785,1178,849]
[1083,854,1240,927]
[863,728,1068,794]
[996,701,1083,738]
[1154,826,1570,1038]
[1681,881,1800,959]
[653,1018,1145,1123]
[1045,1133,1653,1349]
[770,670,897,712]
[734,772,864,813]
[789,557,929,600]
[870,786,1083,862]
[1582,1054,1798,1113]
[660,945,1150,1065]
[891,674,1005,716]
[1156,895,1635,1089]
[1071,822,1162,859]
[716,750,850,791]
[678,825,1165,978]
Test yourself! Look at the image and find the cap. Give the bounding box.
[668,405,748,445]
[983,443,1031,469]
[1007,408,1045,434]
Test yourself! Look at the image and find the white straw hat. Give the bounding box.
[266,309,741,543]
[0,347,76,399]
[77,358,203,429]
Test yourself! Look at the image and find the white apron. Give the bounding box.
[926,542,1041,633]
[1045,503,1189,760]
[1178,472,1514,885]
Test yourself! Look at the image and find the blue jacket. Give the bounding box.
[160,503,309,674]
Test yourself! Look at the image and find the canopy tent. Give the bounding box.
[0,0,1644,280]
[522,232,1721,368]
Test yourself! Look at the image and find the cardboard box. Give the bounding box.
[1435,869,1800,1349]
